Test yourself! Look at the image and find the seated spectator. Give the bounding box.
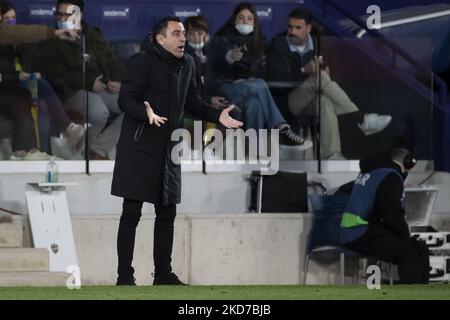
[184,15,231,110]
[184,15,242,147]
[208,2,312,148]
[0,85,56,160]
[0,4,78,45]
[40,0,123,159]
[267,8,392,159]
[1,0,85,152]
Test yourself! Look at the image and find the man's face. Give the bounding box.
[186,29,208,45]
[287,18,311,45]
[157,21,186,58]
[57,3,82,25]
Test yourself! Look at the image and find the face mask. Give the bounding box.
[235,24,254,35]
[188,42,204,51]
[5,19,16,25]
[57,21,77,30]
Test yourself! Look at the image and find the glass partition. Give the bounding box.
[320,36,433,161]
[0,23,434,175]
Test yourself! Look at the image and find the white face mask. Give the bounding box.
[57,21,77,30]
[235,24,253,35]
[188,42,204,51]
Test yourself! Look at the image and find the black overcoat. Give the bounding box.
[111,40,222,205]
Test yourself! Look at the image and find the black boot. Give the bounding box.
[116,275,136,286]
[152,272,186,285]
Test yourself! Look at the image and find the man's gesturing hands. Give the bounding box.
[144,102,243,129]
[145,101,168,127]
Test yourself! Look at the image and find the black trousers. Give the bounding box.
[117,198,177,278]
[348,233,430,284]
[0,85,36,152]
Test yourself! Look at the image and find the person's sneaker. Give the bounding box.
[279,126,313,150]
[9,151,27,160]
[116,276,136,286]
[358,113,392,136]
[152,272,186,285]
[327,152,347,160]
[10,150,62,161]
[64,123,85,148]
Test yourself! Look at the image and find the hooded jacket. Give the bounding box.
[111,39,222,205]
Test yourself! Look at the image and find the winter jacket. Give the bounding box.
[111,40,222,205]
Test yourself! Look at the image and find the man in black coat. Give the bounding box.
[111,16,243,286]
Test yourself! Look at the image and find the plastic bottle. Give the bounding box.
[46,157,59,183]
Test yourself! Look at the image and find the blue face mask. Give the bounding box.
[235,24,254,35]
[4,18,16,25]
[57,21,77,30]
[188,41,204,51]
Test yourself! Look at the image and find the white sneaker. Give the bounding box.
[327,152,347,160]
[358,113,392,136]
[12,150,62,161]
[64,123,85,148]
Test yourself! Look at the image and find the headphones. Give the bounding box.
[402,149,417,170]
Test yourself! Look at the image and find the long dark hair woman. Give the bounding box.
[208,2,312,148]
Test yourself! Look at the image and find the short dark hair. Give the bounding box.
[288,7,312,24]
[390,136,417,170]
[0,0,16,16]
[184,15,209,33]
[152,16,182,43]
[56,0,84,13]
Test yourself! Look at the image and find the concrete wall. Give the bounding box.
[17,213,361,286]
[12,211,450,286]
[0,172,250,215]
[1,170,450,216]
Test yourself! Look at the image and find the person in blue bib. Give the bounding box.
[339,142,429,284]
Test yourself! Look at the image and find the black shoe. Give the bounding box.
[152,272,186,285]
[116,276,136,286]
[279,126,313,149]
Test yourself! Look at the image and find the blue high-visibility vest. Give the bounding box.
[340,168,404,244]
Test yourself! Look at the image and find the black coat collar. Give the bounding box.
[142,40,185,70]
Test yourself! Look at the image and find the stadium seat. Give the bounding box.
[303,194,394,285]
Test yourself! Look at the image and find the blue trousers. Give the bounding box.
[222,78,286,130]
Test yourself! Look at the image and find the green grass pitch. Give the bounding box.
[0,285,450,300]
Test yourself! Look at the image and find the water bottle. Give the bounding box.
[46,157,59,183]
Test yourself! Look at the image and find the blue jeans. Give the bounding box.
[38,79,71,129]
[221,78,286,130]
[37,99,50,152]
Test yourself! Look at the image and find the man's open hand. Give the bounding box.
[219,105,244,129]
[144,101,167,127]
